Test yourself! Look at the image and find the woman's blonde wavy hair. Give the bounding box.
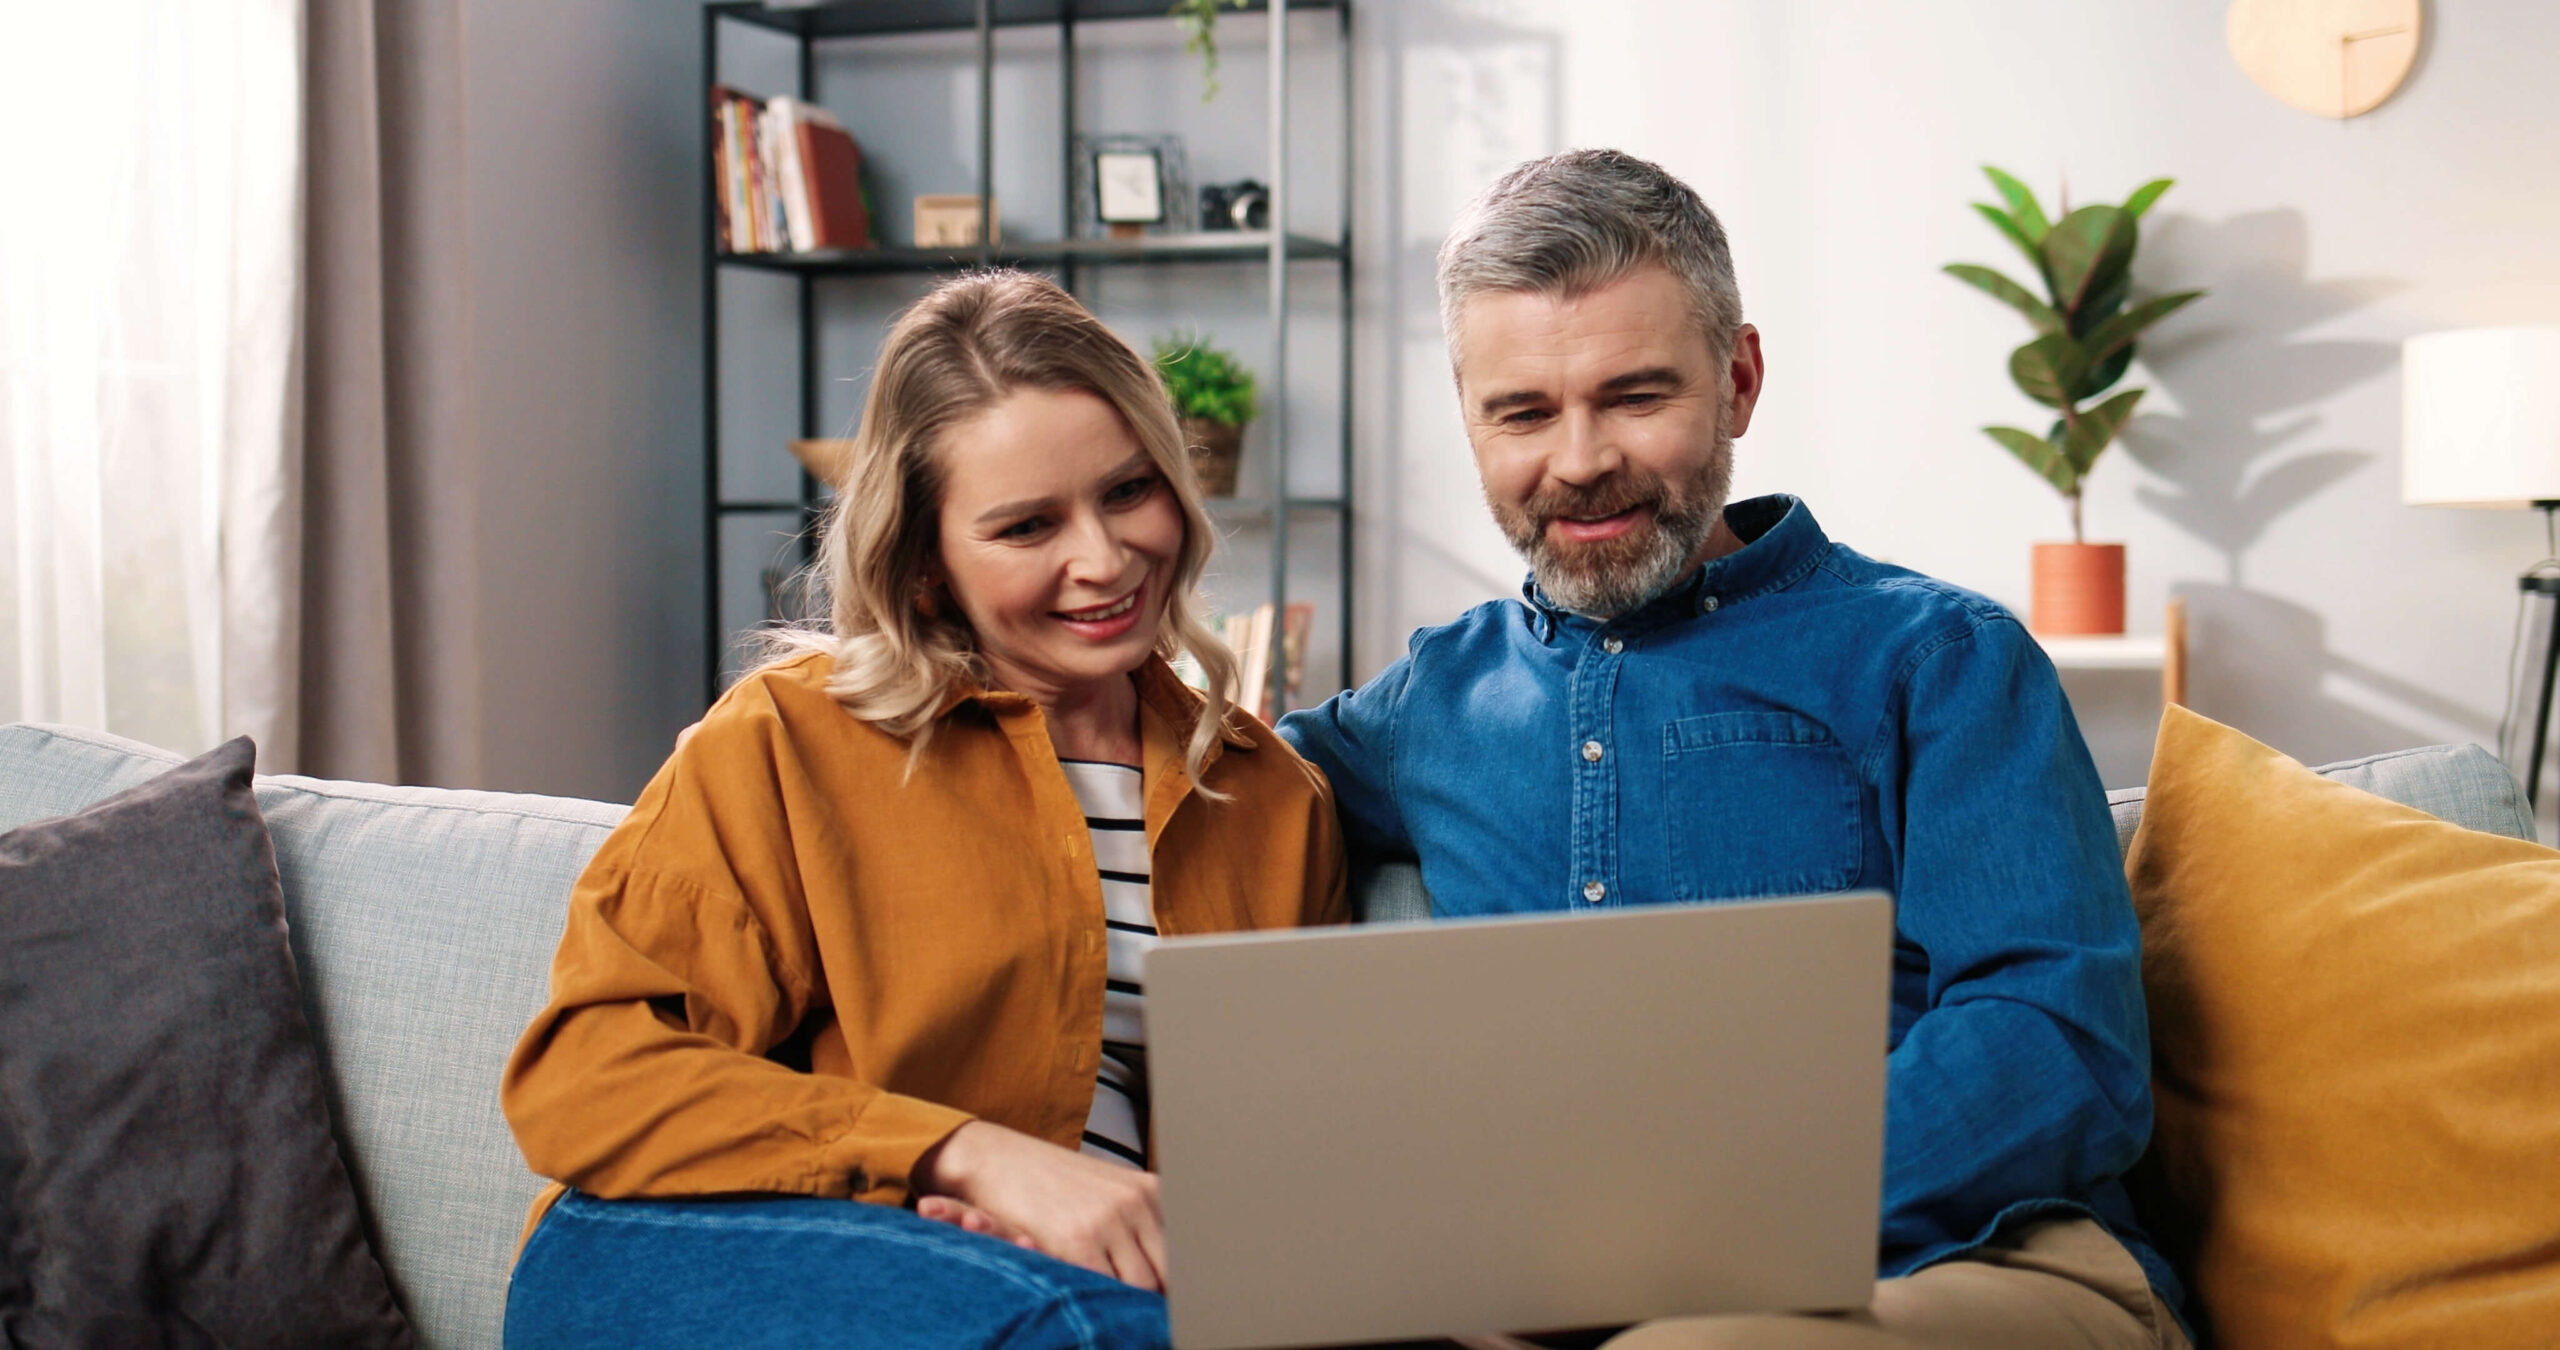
[757,270,1241,791]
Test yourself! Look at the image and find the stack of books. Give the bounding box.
[1205,601,1314,722]
[711,86,873,254]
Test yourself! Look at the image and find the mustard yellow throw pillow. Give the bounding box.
[2128,706,2560,1348]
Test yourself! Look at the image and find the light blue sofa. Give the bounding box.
[0,721,2535,1347]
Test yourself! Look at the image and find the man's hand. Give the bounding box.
[912,1121,1168,1292]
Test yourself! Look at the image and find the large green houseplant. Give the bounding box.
[1946,165,2202,632]
[1154,333,1257,496]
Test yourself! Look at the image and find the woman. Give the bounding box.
[499,271,1345,1348]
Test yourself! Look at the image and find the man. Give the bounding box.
[1277,149,2188,1349]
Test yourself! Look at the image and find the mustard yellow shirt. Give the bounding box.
[501,650,1346,1233]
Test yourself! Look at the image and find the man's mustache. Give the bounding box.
[1523,475,1666,530]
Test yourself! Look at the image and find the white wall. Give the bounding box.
[434,1,2560,804]
[1352,0,2560,793]
[458,0,703,801]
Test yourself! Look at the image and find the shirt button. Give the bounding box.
[1702,595,1722,613]
[1581,740,1605,762]
[1602,637,1624,655]
[1583,881,1607,904]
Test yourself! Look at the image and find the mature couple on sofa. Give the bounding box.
[498,150,2187,1350]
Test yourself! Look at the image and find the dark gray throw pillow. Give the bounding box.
[0,736,412,1348]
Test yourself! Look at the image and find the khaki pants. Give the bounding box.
[1597,1219,2188,1350]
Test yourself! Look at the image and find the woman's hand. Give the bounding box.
[915,1195,1037,1247]
[912,1121,1168,1291]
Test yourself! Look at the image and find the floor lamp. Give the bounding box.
[2404,324,2560,806]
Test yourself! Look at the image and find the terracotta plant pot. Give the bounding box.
[1182,416,1246,497]
[2030,542,2126,636]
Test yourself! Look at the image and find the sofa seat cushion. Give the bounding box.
[2127,705,2560,1348]
[0,737,413,1345]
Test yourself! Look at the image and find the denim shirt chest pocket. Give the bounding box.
[1661,710,1863,901]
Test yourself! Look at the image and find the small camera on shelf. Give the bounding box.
[1198,179,1270,232]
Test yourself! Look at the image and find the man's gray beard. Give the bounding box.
[1495,428,1734,620]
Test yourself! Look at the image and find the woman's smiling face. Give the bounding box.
[932,386,1184,704]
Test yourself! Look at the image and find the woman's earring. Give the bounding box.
[914,582,941,620]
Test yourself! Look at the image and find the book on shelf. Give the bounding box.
[789,101,873,250]
[1201,600,1316,722]
[1278,600,1314,701]
[1222,606,1277,721]
[710,86,873,255]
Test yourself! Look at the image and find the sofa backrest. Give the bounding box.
[2103,740,2535,852]
[2,721,2530,1347]
[1353,741,2538,917]
[0,723,624,1350]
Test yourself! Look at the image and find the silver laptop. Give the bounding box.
[1145,891,1894,1349]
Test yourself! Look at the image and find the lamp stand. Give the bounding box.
[2522,501,2560,810]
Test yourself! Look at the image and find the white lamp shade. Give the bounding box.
[2403,324,2560,507]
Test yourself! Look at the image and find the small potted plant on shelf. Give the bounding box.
[1153,333,1257,497]
[1945,165,2203,635]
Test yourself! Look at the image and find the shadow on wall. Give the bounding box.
[2123,209,2398,587]
[1366,2,1566,648]
[2120,208,2467,760]
[2175,583,2490,763]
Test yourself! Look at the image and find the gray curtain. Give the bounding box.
[299,0,483,786]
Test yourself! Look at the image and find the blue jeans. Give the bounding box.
[504,1191,1169,1349]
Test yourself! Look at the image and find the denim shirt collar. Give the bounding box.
[1519,493,1831,643]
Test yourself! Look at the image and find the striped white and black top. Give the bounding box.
[1061,760,1155,1170]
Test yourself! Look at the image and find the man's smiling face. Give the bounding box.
[1452,263,1763,617]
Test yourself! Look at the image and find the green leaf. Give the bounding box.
[2008,333,2091,410]
[2072,270,2132,339]
[2073,344,2136,402]
[2058,388,2145,475]
[1172,0,1250,101]
[2038,205,2137,314]
[1980,167,2051,243]
[2122,177,2175,220]
[1152,332,1257,425]
[1985,425,2079,496]
[2081,289,2205,363]
[1971,203,2050,283]
[1942,264,2064,335]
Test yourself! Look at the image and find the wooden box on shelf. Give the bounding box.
[787,438,854,487]
[913,195,996,248]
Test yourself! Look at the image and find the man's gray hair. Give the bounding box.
[1436,149,1745,365]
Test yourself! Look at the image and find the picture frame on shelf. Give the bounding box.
[1071,133,1192,238]
[1096,149,1166,225]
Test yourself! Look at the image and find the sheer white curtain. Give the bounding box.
[0,0,304,763]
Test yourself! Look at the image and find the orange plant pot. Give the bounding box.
[2030,542,2126,636]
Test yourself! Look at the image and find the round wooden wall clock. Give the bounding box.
[2227,0,2422,118]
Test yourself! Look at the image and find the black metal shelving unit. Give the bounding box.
[700,0,1355,714]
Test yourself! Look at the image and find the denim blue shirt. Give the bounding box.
[1279,494,2180,1314]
